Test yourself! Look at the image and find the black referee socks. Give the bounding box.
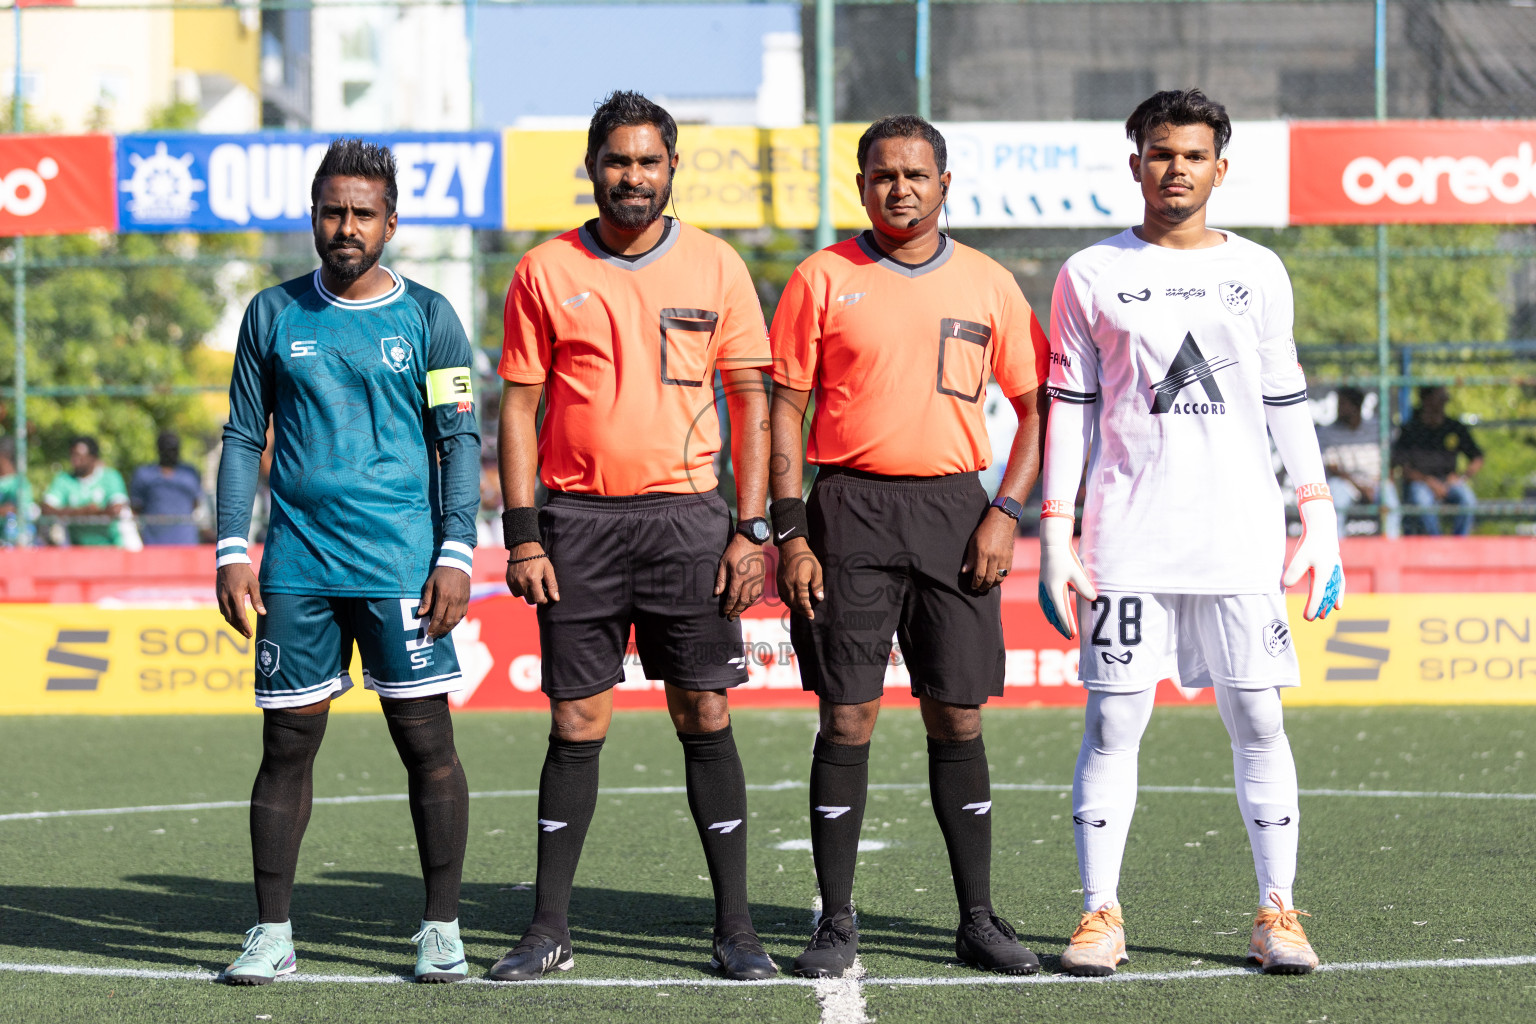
[928,735,994,916]
[530,734,605,933]
[381,695,470,924]
[251,707,329,924]
[809,735,871,914]
[678,725,753,931]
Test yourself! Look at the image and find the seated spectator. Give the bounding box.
[1392,386,1482,536]
[1316,387,1400,539]
[40,435,129,547]
[130,431,204,546]
[0,436,23,546]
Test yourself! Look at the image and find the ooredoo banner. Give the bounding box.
[0,134,116,236]
[1290,120,1536,224]
[116,132,503,232]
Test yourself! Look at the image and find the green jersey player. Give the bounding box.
[214,139,480,984]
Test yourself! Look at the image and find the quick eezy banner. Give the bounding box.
[116,132,503,232]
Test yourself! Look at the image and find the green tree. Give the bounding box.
[0,101,262,498]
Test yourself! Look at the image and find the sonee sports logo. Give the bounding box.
[1149,333,1237,415]
[1117,288,1151,303]
[962,801,992,816]
[708,819,743,834]
[1253,816,1293,828]
[815,805,852,819]
[1073,815,1107,828]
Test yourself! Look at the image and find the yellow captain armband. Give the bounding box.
[426,367,474,409]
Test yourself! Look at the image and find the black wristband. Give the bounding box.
[769,497,809,544]
[501,506,540,549]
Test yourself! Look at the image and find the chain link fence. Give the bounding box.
[3,0,1535,546]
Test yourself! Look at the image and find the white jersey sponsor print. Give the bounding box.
[1049,229,1308,594]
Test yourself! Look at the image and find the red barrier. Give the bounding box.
[2,537,1532,603]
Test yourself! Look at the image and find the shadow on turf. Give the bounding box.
[0,871,1252,975]
[4,873,1056,975]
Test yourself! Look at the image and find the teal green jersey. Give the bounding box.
[216,269,481,597]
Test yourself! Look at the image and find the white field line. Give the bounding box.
[4,779,1534,824]
[1,955,1533,988]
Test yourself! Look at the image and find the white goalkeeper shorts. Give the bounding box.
[1074,590,1301,692]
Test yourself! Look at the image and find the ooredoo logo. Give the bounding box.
[1342,142,1536,207]
[0,156,60,216]
[0,135,118,235]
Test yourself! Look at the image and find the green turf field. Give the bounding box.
[1,706,1533,1023]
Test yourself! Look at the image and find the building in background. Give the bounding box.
[0,0,259,133]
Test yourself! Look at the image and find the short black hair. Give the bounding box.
[1125,89,1232,157]
[586,91,677,164]
[311,138,398,216]
[857,114,947,174]
[1336,386,1366,410]
[70,435,100,458]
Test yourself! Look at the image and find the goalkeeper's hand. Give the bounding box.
[1283,490,1346,621]
[1038,512,1096,640]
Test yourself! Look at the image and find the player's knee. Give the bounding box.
[669,688,730,735]
[550,695,611,743]
[819,699,878,746]
[1085,689,1155,753]
[918,698,981,743]
[380,694,459,770]
[260,706,329,767]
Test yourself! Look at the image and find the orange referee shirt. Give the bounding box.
[770,233,1049,476]
[500,218,772,496]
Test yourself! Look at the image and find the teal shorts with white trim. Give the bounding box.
[252,593,462,709]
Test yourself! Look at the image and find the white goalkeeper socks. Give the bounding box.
[1215,685,1301,909]
[1072,687,1157,912]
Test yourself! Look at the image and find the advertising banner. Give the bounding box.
[501,124,866,231]
[940,120,1290,229]
[0,134,116,236]
[1290,121,1536,224]
[4,593,1529,715]
[115,132,503,232]
[503,121,1288,231]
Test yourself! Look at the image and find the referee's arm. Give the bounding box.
[498,381,559,605]
[769,384,823,619]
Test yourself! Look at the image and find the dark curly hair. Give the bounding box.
[1125,89,1232,156]
[311,138,398,216]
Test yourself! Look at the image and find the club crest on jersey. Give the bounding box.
[1263,619,1292,657]
[1149,333,1237,415]
[257,640,281,678]
[1219,280,1252,315]
[381,336,413,373]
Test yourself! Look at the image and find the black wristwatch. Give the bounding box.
[736,517,770,544]
[989,495,1024,521]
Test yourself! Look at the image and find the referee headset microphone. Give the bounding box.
[905,181,950,230]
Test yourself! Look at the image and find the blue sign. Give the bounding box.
[116,132,503,232]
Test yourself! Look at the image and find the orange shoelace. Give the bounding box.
[1073,907,1122,944]
[1258,893,1312,938]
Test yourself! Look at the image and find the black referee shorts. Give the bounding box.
[537,489,749,700]
[790,467,1005,706]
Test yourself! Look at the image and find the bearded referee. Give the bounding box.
[492,91,776,981]
[769,115,1050,977]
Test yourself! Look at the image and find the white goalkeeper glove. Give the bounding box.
[1282,485,1346,621]
[1038,507,1097,640]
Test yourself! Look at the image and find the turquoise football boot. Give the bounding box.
[221,922,297,985]
[412,919,469,983]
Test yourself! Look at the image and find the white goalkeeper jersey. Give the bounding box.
[1048,228,1308,594]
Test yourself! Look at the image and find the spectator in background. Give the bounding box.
[40,435,128,547]
[1393,386,1483,536]
[0,436,23,546]
[130,431,204,545]
[1316,387,1400,539]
